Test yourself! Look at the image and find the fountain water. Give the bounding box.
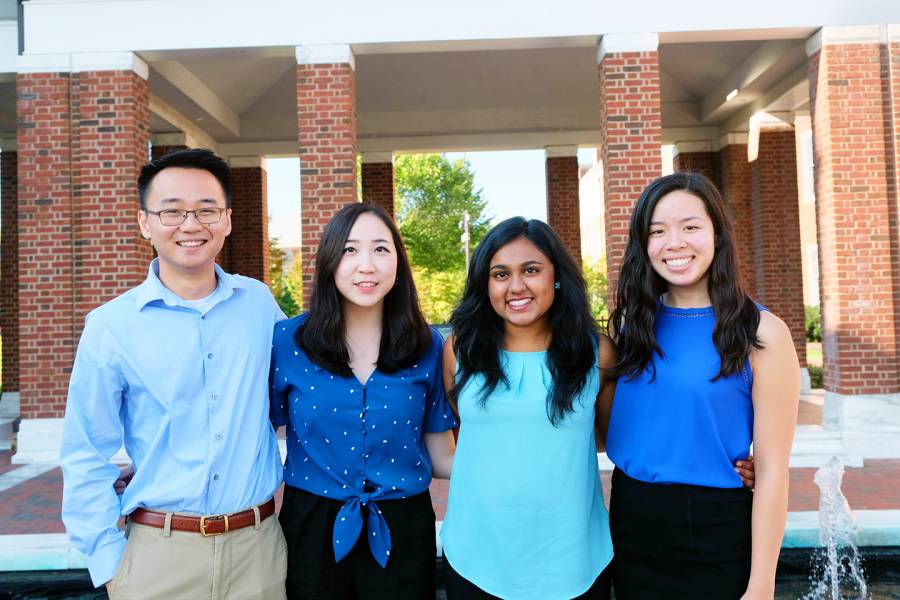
[801,456,869,600]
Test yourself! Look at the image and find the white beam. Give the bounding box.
[148,93,219,152]
[360,130,602,154]
[545,145,578,158]
[661,126,721,145]
[806,25,883,56]
[151,60,241,137]
[597,33,659,63]
[720,64,808,137]
[700,40,797,122]
[217,140,297,158]
[295,44,355,70]
[360,151,393,164]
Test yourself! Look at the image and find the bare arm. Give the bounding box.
[425,336,460,480]
[595,334,617,452]
[425,430,456,479]
[742,311,800,599]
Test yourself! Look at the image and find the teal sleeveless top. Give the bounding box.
[440,349,613,599]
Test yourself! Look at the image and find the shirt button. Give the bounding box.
[215,433,223,441]
[211,394,219,401]
[207,353,214,360]
[213,474,220,481]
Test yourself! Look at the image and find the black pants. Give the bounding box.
[443,558,612,600]
[279,485,436,600]
[609,467,752,600]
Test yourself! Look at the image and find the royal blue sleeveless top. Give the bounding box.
[441,349,613,600]
[606,303,758,488]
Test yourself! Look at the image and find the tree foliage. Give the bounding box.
[269,237,303,317]
[583,257,608,322]
[395,154,491,272]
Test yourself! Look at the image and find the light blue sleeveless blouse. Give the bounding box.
[440,349,613,599]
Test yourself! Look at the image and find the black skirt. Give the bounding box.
[609,467,753,600]
[279,485,436,600]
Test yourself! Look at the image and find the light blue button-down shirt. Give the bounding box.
[60,259,285,587]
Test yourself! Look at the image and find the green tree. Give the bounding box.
[393,154,492,323]
[269,238,303,317]
[395,154,491,272]
[583,257,608,322]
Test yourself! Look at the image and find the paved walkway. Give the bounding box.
[1,393,898,572]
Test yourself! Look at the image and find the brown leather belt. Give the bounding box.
[128,498,275,537]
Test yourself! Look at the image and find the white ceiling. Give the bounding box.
[0,32,814,151]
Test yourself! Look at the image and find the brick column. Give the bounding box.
[544,147,582,265]
[1,148,18,407]
[150,132,191,161]
[296,45,358,305]
[71,68,152,327]
[598,34,662,303]
[361,155,394,217]
[672,146,720,187]
[717,138,754,295]
[14,54,150,461]
[808,27,899,396]
[750,128,807,368]
[227,157,270,283]
[16,69,76,423]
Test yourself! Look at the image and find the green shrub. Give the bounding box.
[805,305,822,342]
[807,364,824,389]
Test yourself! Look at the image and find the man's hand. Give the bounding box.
[113,464,134,496]
[735,455,755,490]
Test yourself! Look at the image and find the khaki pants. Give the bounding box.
[108,507,287,600]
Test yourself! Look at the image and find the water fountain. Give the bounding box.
[801,456,869,599]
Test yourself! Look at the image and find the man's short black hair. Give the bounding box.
[138,148,232,209]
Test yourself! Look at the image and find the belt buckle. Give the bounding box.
[199,513,230,537]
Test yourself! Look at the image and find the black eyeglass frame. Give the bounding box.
[144,207,228,226]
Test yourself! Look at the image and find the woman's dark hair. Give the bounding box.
[608,172,761,382]
[296,203,431,376]
[450,217,597,425]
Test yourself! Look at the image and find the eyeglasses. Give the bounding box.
[145,208,227,226]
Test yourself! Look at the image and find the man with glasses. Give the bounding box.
[60,149,287,599]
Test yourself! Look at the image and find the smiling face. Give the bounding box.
[334,212,399,311]
[646,189,716,301]
[487,236,556,332]
[137,167,232,281]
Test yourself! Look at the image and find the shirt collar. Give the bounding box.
[134,258,246,310]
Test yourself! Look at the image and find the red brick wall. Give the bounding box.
[809,42,899,394]
[71,70,152,327]
[228,166,269,284]
[1,151,18,394]
[718,144,754,296]
[150,144,187,161]
[16,70,150,419]
[16,72,76,418]
[673,151,720,188]
[297,62,358,305]
[750,129,807,367]
[887,40,900,394]
[599,50,662,305]
[361,161,394,217]
[545,155,582,265]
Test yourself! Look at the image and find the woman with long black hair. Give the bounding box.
[270,203,456,599]
[605,172,799,599]
[439,217,615,599]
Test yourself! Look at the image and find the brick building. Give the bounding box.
[0,1,898,460]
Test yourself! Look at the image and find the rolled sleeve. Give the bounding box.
[60,313,128,588]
